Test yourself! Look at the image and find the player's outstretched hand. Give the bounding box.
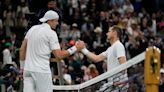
[75,40,85,51]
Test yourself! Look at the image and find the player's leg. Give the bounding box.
[23,71,35,92]
[33,72,53,92]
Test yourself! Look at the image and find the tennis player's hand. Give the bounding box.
[75,40,85,51]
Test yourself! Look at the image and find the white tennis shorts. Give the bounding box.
[23,70,53,92]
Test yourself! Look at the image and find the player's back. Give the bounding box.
[24,23,53,73]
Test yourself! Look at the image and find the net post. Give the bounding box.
[57,61,64,85]
[144,46,161,92]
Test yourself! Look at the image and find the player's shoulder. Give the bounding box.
[114,40,124,48]
[27,24,40,33]
[49,30,58,37]
[44,27,57,37]
[115,40,123,45]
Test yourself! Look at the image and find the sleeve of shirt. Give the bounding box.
[25,26,34,39]
[25,30,30,39]
[116,43,125,58]
[49,31,61,50]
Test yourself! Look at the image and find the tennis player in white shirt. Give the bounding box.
[19,10,85,92]
[81,25,129,91]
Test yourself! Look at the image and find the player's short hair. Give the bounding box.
[111,25,122,38]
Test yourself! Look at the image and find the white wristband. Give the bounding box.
[81,48,90,55]
[20,60,25,69]
[67,46,77,55]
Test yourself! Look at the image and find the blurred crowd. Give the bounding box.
[0,0,164,92]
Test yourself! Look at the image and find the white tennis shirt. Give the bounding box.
[24,23,60,73]
[101,40,128,87]
[101,40,126,71]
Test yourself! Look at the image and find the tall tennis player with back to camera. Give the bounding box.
[19,10,85,92]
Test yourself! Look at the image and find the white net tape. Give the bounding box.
[53,52,145,91]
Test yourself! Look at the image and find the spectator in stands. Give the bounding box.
[3,10,15,37]
[88,64,99,78]
[2,42,13,68]
[81,65,92,82]
[69,23,81,41]
[68,52,84,84]
[81,16,94,33]
[59,23,69,43]
[92,27,104,54]
[37,0,62,24]
[122,0,134,14]
[63,67,72,85]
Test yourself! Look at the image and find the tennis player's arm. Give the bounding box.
[52,49,71,60]
[118,56,126,64]
[116,44,126,64]
[81,48,106,62]
[86,52,106,62]
[19,39,27,60]
[52,41,85,60]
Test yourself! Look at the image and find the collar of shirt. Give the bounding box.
[42,23,51,29]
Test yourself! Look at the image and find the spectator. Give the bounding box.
[63,66,72,85]
[81,16,94,32]
[123,0,134,14]
[69,23,81,41]
[88,64,99,78]
[2,42,13,68]
[37,0,62,24]
[59,23,69,43]
[81,65,92,82]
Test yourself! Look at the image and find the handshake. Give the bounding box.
[75,40,86,51]
[67,40,90,55]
